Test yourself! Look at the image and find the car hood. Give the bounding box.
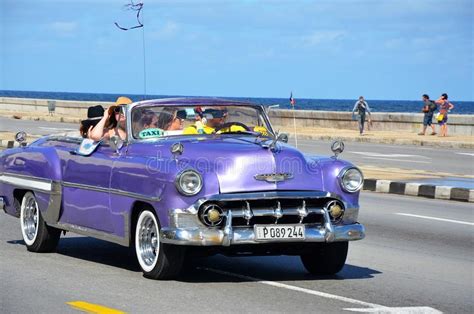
[154,136,326,194]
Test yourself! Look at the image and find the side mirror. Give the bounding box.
[278,133,289,143]
[110,135,124,153]
[266,104,280,113]
[15,131,27,145]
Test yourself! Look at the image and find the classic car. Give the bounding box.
[0,98,365,279]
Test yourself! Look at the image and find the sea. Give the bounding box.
[1,90,473,114]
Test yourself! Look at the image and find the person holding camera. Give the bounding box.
[435,93,454,137]
[89,96,133,141]
[352,96,372,135]
[418,94,437,135]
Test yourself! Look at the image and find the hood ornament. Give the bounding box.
[331,140,345,159]
[254,173,293,183]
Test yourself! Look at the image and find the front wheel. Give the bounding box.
[300,242,348,275]
[20,192,61,252]
[135,210,185,280]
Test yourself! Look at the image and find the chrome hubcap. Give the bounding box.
[22,196,38,241]
[138,215,159,267]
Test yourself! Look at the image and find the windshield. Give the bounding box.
[131,104,273,140]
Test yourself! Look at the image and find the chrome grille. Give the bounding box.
[198,197,340,227]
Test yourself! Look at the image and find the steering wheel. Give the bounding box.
[214,122,252,133]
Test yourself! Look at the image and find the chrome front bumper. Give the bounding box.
[161,191,365,246]
[160,223,365,246]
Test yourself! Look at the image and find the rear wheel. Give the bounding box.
[20,192,61,252]
[135,209,184,280]
[300,242,348,275]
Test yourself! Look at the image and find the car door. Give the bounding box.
[60,143,117,233]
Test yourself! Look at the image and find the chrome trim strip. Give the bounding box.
[202,191,331,202]
[43,181,62,224]
[50,222,129,247]
[62,181,161,202]
[0,173,160,202]
[0,173,53,192]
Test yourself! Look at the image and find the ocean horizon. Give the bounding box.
[1,90,473,114]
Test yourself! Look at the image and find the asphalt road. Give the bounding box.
[1,192,472,313]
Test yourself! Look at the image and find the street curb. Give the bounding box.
[363,179,474,202]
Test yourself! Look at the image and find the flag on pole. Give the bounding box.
[290,92,296,107]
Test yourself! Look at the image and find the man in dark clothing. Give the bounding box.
[418,94,437,135]
[352,96,372,135]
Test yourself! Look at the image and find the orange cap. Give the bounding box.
[115,96,132,105]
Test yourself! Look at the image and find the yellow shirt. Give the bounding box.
[183,124,268,135]
[183,125,216,135]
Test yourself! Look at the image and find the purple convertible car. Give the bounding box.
[0,98,365,279]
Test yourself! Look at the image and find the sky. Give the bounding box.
[0,0,472,101]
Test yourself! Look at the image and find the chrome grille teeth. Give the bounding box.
[273,201,283,223]
[243,201,253,225]
[297,200,308,223]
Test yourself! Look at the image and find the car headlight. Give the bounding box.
[175,169,203,196]
[339,167,364,193]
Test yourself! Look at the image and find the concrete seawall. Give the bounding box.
[1,97,473,136]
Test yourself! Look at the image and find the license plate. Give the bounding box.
[254,225,305,241]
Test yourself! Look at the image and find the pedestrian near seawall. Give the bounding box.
[418,94,437,136]
[352,96,372,135]
[435,93,454,137]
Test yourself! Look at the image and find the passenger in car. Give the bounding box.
[80,105,105,138]
[89,96,132,141]
[157,108,185,131]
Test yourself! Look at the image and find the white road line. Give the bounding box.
[351,152,430,159]
[197,267,442,314]
[344,307,442,313]
[200,267,441,313]
[362,157,431,164]
[199,267,386,309]
[395,213,474,226]
[456,153,474,157]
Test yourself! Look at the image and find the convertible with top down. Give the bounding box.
[0,98,365,279]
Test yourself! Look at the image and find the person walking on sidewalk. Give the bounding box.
[352,96,372,135]
[435,93,454,137]
[418,94,437,135]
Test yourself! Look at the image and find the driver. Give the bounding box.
[183,107,232,134]
[183,106,269,136]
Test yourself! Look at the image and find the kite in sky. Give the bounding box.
[115,0,144,31]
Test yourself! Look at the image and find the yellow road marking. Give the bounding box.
[67,301,126,314]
